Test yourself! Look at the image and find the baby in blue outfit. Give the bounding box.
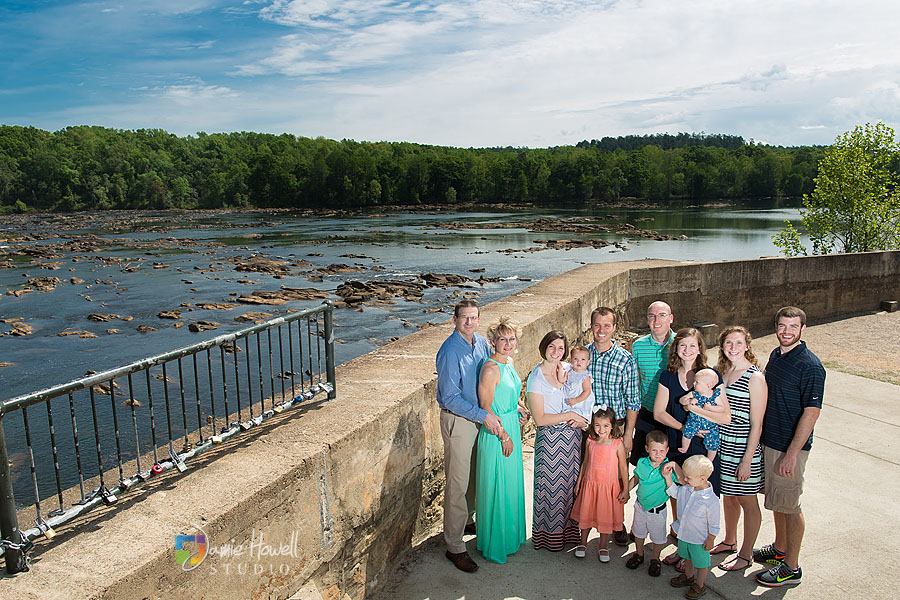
[678,368,726,461]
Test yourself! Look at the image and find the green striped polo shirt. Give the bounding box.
[632,330,675,411]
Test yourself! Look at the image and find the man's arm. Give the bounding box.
[777,362,825,476]
[776,406,820,476]
[622,356,640,454]
[436,347,488,424]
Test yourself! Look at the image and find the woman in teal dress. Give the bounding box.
[475,317,527,563]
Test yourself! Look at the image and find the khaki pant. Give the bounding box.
[440,410,479,553]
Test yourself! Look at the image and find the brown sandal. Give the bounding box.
[710,541,737,555]
[719,554,752,571]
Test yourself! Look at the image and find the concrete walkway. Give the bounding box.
[372,328,900,600]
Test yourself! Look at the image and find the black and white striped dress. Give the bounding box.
[719,366,764,495]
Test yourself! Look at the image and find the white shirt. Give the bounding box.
[563,367,594,421]
[526,363,569,415]
[667,482,720,545]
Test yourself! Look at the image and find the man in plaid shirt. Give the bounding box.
[588,306,640,546]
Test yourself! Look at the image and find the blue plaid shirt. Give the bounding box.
[589,342,640,420]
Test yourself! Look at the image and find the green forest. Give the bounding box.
[0,125,826,213]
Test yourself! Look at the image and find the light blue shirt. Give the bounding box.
[563,367,594,421]
[526,363,570,416]
[435,329,491,423]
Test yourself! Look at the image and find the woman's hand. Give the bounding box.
[501,436,514,457]
[517,401,531,426]
[736,459,751,481]
[570,415,588,429]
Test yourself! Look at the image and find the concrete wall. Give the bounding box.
[6,251,899,600]
[621,251,900,335]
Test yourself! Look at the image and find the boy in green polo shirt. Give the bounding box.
[625,430,677,577]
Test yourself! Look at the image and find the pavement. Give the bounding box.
[372,325,900,600]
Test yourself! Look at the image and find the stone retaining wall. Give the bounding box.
[6,251,898,599]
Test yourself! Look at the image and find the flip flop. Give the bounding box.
[710,542,737,555]
[719,555,752,571]
[574,545,586,558]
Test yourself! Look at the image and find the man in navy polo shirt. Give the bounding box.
[754,306,825,587]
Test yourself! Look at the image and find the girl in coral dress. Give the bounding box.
[570,407,630,563]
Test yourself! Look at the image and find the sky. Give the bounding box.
[1,0,899,148]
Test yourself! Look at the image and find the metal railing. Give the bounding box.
[0,301,336,574]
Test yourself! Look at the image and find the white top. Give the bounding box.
[563,367,594,421]
[526,363,570,416]
[666,482,721,545]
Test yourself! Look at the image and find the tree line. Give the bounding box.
[0,125,827,213]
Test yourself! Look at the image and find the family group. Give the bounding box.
[435,300,824,598]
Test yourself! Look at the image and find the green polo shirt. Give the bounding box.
[632,330,675,411]
[635,456,677,510]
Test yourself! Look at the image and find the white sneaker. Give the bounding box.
[574,545,586,558]
[598,548,610,563]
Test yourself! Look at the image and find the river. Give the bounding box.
[2,204,797,401]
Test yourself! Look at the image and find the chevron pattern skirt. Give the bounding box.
[532,423,583,551]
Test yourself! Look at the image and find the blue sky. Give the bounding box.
[2,0,899,147]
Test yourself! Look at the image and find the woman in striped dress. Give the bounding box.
[714,326,768,571]
[527,331,589,551]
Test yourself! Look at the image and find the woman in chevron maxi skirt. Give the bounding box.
[532,423,583,550]
[527,331,589,551]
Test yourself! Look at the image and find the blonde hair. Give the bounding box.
[693,368,718,388]
[486,317,518,343]
[682,455,714,478]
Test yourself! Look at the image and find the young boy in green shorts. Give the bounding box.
[625,430,673,577]
[663,455,720,599]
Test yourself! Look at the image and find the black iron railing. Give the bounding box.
[0,301,336,574]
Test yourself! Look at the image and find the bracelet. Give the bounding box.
[501,435,511,442]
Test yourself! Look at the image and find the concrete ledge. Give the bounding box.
[6,252,900,599]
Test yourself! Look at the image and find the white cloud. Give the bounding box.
[9,0,900,148]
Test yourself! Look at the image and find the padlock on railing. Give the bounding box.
[99,486,118,505]
[34,517,56,540]
[168,448,187,472]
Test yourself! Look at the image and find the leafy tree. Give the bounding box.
[773,122,900,255]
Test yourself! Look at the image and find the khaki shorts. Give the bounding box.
[763,444,809,514]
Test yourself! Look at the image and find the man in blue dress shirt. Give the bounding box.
[436,300,502,572]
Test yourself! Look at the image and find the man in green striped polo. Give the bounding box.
[630,301,675,467]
